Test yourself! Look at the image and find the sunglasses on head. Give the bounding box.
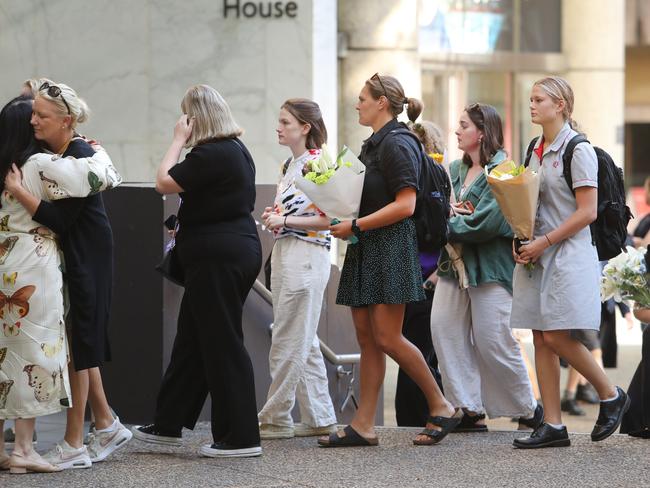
[371,72,388,99]
[39,82,71,115]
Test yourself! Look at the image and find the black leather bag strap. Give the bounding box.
[561,134,589,194]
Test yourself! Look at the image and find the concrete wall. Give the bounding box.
[0,0,337,184]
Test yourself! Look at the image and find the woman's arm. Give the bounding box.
[330,187,416,239]
[36,149,122,199]
[265,213,331,231]
[5,164,40,215]
[517,186,597,264]
[155,115,193,195]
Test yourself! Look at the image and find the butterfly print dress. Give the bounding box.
[0,149,119,419]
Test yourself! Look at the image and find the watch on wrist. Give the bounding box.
[351,219,362,238]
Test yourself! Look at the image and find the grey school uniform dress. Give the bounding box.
[510,122,601,331]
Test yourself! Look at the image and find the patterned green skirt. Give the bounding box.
[336,218,425,307]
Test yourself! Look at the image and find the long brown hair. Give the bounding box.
[281,98,327,149]
[462,103,504,167]
[365,73,423,122]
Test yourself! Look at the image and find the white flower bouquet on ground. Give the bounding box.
[295,144,365,221]
[601,246,650,307]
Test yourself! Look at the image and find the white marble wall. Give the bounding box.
[0,0,337,184]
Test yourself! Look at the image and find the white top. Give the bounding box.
[510,123,601,331]
[272,149,330,248]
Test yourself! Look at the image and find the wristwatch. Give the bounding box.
[351,219,362,238]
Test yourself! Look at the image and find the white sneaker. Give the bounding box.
[294,423,337,437]
[43,441,92,470]
[198,443,262,458]
[87,418,133,462]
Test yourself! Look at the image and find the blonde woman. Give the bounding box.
[0,93,119,474]
[132,85,262,459]
[6,82,129,469]
[511,76,629,448]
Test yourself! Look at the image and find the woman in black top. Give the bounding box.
[8,82,131,469]
[319,74,459,448]
[132,85,262,458]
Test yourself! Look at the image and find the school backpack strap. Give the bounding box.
[561,134,589,193]
[523,137,539,167]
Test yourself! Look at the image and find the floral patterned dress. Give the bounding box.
[0,148,120,419]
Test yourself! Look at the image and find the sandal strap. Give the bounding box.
[427,415,460,429]
[417,428,442,439]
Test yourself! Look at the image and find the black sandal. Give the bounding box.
[413,411,463,446]
[453,412,488,433]
[317,425,379,448]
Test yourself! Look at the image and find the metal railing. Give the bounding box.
[251,279,359,412]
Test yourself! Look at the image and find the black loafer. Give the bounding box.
[561,398,586,416]
[518,403,544,430]
[513,423,570,449]
[591,386,631,442]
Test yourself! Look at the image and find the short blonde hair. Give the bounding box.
[181,85,243,147]
[22,78,51,97]
[35,81,90,128]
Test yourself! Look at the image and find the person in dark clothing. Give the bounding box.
[7,82,131,469]
[132,85,262,458]
[621,305,650,438]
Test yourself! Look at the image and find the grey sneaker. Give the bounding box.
[258,423,294,439]
[294,423,337,437]
[87,418,133,462]
[42,441,92,470]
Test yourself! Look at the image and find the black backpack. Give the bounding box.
[383,127,451,253]
[524,135,633,260]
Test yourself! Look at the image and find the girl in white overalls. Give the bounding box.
[511,76,629,449]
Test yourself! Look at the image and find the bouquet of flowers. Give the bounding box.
[601,246,650,307]
[485,160,540,244]
[295,144,365,221]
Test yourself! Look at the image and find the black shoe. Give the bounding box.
[132,424,183,446]
[518,403,544,430]
[591,386,631,442]
[513,423,570,449]
[561,398,586,416]
[453,413,488,433]
[576,384,600,404]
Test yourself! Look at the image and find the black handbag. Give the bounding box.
[156,213,185,286]
[155,245,184,286]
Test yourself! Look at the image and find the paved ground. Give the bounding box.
[3,318,646,486]
[2,423,648,488]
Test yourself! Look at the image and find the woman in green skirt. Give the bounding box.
[318,73,460,448]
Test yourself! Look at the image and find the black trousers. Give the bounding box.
[395,293,443,427]
[621,324,650,437]
[600,302,618,368]
[154,231,262,447]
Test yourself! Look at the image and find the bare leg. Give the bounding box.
[12,419,36,457]
[345,306,385,439]
[87,367,114,430]
[533,331,562,425]
[565,366,581,394]
[367,303,454,443]
[542,331,615,400]
[0,420,4,453]
[65,365,90,448]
